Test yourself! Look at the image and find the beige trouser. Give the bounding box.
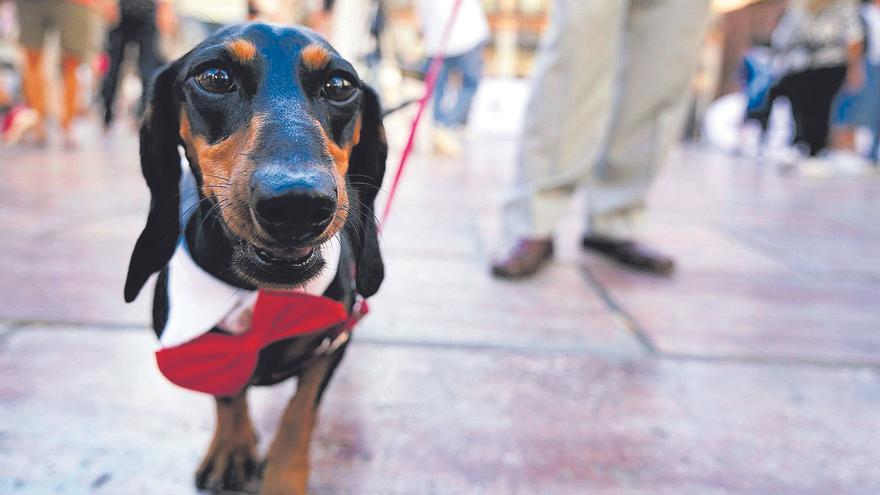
[503,0,711,240]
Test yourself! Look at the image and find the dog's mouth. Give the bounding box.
[252,244,316,267]
[233,241,326,288]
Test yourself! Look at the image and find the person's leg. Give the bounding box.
[328,0,371,67]
[833,125,858,150]
[502,0,627,240]
[493,0,628,278]
[447,44,484,127]
[135,17,164,118]
[101,22,127,126]
[21,49,48,141]
[56,0,97,144]
[832,78,859,152]
[870,64,880,162]
[15,0,49,142]
[756,80,784,143]
[860,63,880,162]
[59,55,80,138]
[585,0,711,247]
[804,69,831,156]
[801,67,846,156]
[432,57,454,128]
[871,116,880,163]
[429,57,465,156]
[777,72,810,151]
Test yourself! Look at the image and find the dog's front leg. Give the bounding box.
[260,356,334,495]
[195,390,260,492]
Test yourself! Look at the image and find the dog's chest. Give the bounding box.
[152,237,351,395]
[148,161,357,396]
[157,237,342,348]
[156,252,359,396]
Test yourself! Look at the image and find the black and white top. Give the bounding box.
[772,1,864,74]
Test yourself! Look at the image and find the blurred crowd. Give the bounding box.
[0,0,877,275]
[0,0,877,164]
[0,0,491,150]
[0,0,343,147]
[735,0,880,171]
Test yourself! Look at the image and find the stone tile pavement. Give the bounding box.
[1,120,879,494]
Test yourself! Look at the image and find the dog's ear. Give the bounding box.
[347,84,387,298]
[124,62,183,302]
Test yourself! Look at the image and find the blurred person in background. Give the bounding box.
[0,0,33,144]
[306,0,336,35]
[491,0,711,279]
[768,0,863,161]
[173,0,247,52]
[738,42,777,155]
[100,0,171,129]
[417,0,488,157]
[832,0,880,166]
[15,0,116,147]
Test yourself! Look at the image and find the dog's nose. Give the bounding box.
[250,166,337,243]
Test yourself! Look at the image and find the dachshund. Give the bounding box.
[123,23,386,494]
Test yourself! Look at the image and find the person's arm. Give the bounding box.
[770,9,795,53]
[845,6,866,91]
[156,0,178,36]
[846,40,865,90]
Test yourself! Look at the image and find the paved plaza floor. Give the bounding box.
[1,115,879,494]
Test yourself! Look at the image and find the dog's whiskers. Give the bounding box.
[179,194,221,221]
[199,172,232,184]
[195,198,232,236]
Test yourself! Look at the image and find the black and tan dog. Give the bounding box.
[124,24,386,494]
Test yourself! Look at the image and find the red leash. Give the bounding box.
[380,0,465,226]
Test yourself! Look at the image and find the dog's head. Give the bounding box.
[124,24,386,302]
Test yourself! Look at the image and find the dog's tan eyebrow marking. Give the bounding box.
[227,38,257,63]
[301,44,331,71]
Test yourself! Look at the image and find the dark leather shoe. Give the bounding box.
[491,238,554,279]
[582,235,675,275]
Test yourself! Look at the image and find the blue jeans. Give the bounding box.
[863,63,880,162]
[835,62,880,162]
[432,44,484,128]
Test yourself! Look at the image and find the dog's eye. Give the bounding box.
[321,75,356,102]
[196,68,234,93]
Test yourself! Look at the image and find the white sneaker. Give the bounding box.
[825,150,872,176]
[771,144,807,171]
[798,155,832,178]
[736,121,763,157]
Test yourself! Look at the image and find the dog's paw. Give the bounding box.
[195,431,260,493]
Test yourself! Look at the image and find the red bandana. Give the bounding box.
[155,291,361,397]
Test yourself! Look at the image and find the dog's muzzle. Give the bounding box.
[249,165,337,246]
